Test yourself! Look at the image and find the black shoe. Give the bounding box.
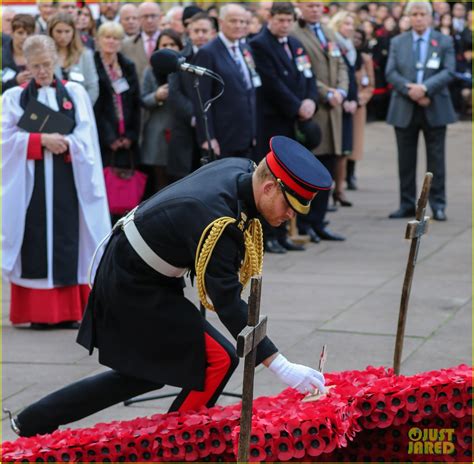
[306,228,321,244]
[432,209,447,221]
[264,239,287,254]
[278,237,305,251]
[333,192,353,207]
[3,408,21,436]
[30,323,53,330]
[315,227,346,241]
[323,220,330,227]
[388,207,416,219]
[53,321,81,329]
[347,175,358,191]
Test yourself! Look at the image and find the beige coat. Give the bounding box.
[121,34,150,85]
[291,22,348,156]
[351,52,375,161]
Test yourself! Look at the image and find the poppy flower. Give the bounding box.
[162,445,184,461]
[195,440,211,459]
[359,395,376,416]
[182,443,199,461]
[249,428,266,447]
[448,397,467,418]
[208,435,226,455]
[248,445,266,462]
[62,100,73,111]
[275,437,294,461]
[405,391,419,411]
[431,39,438,47]
[302,435,323,457]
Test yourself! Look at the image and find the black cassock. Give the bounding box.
[77,158,278,391]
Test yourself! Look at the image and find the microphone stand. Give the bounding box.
[124,69,241,407]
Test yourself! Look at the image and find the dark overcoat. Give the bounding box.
[77,158,278,391]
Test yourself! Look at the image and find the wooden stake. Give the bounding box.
[393,173,433,375]
[237,276,267,463]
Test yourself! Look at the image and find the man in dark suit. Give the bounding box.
[193,3,259,159]
[167,13,216,181]
[386,0,456,222]
[250,2,318,253]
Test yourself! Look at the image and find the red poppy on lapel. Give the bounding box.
[431,39,438,47]
[62,98,73,110]
[296,47,303,55]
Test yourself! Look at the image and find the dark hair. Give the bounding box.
[270,2,295,18]
[354,28,367,49]
[11,14,36,34]
[188,12,213,26]
[156,28,183,51]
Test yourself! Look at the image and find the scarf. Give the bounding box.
[335,32,357,67]
[100,52,126,136]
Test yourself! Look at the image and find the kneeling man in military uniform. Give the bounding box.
[8,136,331,437]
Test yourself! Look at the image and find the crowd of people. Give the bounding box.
[1,0,471,328]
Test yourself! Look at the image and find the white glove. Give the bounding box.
[268,354,326,394]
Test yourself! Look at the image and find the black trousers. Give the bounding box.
[298,154,337,232]
[17,320,238,437]
[395,108,447,211]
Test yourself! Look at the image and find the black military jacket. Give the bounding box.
[77,158,278,391]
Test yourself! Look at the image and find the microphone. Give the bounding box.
[150,49,212,78]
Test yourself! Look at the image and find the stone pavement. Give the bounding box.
[1,121,471,442]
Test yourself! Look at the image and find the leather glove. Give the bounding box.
[268,354,325,394]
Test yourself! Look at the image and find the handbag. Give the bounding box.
[103,149,147,216]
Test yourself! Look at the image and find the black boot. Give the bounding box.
[346,160,357,191]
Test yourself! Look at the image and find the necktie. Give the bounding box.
[415,37,424,83]
[314,24,327,48]
[147,37,155,58]
[231,45,251,89]
[280,38,292,60]
[415,37,423,67]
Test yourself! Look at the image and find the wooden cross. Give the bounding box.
[393,173,433,375]
[237,276,267,463]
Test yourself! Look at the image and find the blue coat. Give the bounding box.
[193,37,257,157]
[250,27,318,157]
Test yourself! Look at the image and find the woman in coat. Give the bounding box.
[347,28,375,190]
[48,13,99,104]
[141,29,183,193]
[1,14,35,93]
[329,11,358,207]
[93,22,142,222]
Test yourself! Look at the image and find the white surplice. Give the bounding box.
[2,81,111,289]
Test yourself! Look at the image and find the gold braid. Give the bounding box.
[195,216,264,312]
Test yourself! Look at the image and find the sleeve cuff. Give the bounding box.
[27,133,44,160]
[337,89,348,99]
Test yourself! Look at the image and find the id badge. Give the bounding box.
[69,71,85,82]
[112,78,130,94]
[2,67,17,82]
[252,74,262,88]
[426,57,441,70]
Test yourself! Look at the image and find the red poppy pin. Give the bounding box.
[431,39,438,47]
[63,99,73,110]
[296,47,303,55]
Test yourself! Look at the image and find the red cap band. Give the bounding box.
[266,150,315,201]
